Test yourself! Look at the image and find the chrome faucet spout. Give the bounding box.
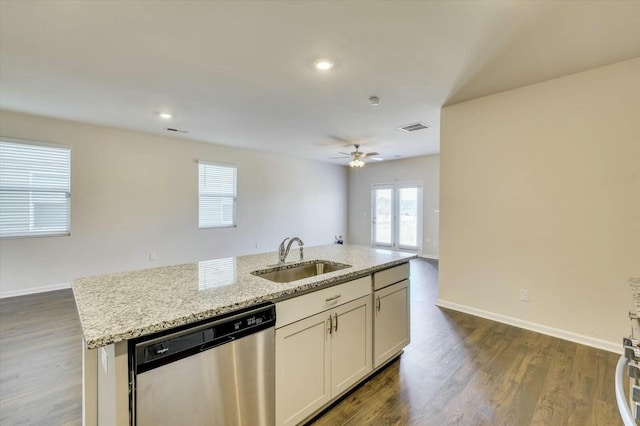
[278,238,290,263]
[278,237,304,264]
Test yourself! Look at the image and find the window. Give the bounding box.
[198,161,236,228]
[0,139,71,238]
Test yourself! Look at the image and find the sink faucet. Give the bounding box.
[278,237,304,264]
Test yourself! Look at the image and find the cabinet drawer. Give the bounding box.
[373,262,410,290]
[276,276,371,329]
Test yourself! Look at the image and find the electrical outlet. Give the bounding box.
[520,289,530,303]
[255,242,259,249]
[149,252,157,261]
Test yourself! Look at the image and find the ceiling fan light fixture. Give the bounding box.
[349,159,365,168]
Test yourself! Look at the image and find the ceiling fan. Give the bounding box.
[330,144,382,168]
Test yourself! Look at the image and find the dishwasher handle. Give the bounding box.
[200,335,235,352]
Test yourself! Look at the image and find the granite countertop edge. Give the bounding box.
[74,246,417,349]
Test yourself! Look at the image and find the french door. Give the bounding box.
[372,183,422,252]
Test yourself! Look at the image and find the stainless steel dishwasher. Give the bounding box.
[130,303,276,426]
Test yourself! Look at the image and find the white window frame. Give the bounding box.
[198,161,237,229]
[0,137,71,239]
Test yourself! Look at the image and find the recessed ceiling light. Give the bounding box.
[158,113,173,119]
[314,59,334,71]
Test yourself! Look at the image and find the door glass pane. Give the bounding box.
[398,187,418,248]
[374,188,392,245]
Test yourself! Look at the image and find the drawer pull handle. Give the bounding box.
[325,294,341,304]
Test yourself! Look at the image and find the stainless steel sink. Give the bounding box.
[251,260,351,283]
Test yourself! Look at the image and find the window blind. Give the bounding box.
[0,140,71,238]
[198,162,236,228]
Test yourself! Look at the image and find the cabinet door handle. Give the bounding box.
[333,313,338,332]
[325,294,341,306]
[376,296,381,312]
[327,315,333,335]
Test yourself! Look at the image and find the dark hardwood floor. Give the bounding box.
[0,258,621,425]
[312,258,621,426]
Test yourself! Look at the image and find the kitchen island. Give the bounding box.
[73,244,416,425]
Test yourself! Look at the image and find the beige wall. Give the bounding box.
[347,155,440,257]
[439,58,640,349]
[0,110,348,296]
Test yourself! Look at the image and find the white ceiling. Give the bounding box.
[1,1,639,165]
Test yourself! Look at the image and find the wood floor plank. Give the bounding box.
[0,289,82,426]
[530,339,576,425]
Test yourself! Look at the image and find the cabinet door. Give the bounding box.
[275,312,331,426]
[373,280,410,368]
[330,295,372,398]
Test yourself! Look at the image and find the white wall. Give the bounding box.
[439,58,640,351]
[0,110,348,296]
[347,155,440,257]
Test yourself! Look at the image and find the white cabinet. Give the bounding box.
[275,278,372,426]
[373,280,410,368]
[275,310,331,426]
[373,263,410,369]
[330,297,372,397]
[373,263,410,291]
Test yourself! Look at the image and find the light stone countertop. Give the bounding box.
[630,277,640,314]
[72,244,416,349]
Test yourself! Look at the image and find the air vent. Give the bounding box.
[399,122,430,132]
[164,127,188,134]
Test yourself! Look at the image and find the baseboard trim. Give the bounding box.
[0,282,71,299]
[436,299,621,354]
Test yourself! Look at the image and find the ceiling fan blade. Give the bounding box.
[328,136,356,147]
[363,152,380,157]
[330,156,350,159]
[338,152,351,156]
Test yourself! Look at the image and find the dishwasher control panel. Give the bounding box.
[132,303,276,373]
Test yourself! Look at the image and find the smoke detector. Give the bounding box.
[369,96,380,106]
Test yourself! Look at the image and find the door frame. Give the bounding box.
[371,181,423,254]
[371,184,395,249]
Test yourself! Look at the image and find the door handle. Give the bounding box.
[376,296,381,311]
[327,315,333,335]
[333,313,338,332]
